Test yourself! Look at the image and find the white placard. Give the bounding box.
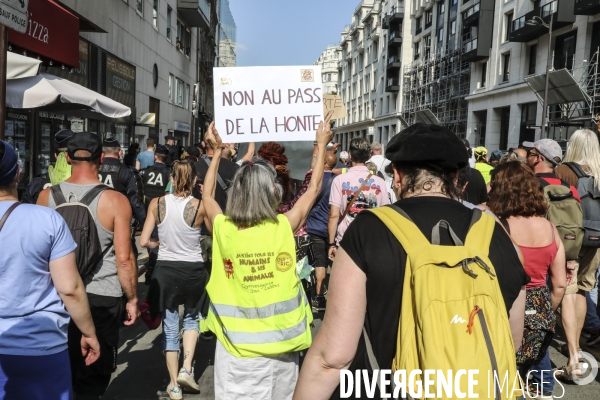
[0,0,28,33]
[213,66,324,143]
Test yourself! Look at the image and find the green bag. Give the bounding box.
[48,152,72,186]
[541,180,584,260]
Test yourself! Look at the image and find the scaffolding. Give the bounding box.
[585,49,600,120]
[402,44,471,136]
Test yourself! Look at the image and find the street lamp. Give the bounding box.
[526,12,554,139]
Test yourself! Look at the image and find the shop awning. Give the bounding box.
[7,52,41,79]
[6,73,131,119]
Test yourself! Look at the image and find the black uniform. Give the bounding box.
[140,162,170,283]
[165,144,178,166]
[99,157,146,226]
[140,162,170,203]
[22,174,52,204]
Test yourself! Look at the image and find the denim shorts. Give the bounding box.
[162,306,200,352]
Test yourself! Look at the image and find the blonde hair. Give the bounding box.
[564,129,600,190]
[171,161,196,197]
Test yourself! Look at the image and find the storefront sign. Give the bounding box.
[39,111,64,121]
[106,54,135,108]
[0,0,28,33]
[8,0,79,67]
[174,121,191,133]
[213,66,324,143]
[68,116,84,132]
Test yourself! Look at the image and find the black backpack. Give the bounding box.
[51,184,113,279]
[565,162,600,247]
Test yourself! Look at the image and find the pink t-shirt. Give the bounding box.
[329,166,390,243]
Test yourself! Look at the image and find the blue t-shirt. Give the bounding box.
[136,150,155,170]
[0,201,77,356]
[307,171,335,238]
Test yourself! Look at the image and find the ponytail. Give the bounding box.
[171,161,197,197]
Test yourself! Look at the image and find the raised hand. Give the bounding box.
[205,122,223,151]
[316,111,334,147]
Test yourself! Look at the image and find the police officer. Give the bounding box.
[139,144,171,283]
[22,129,74,204]
[99,138,146,229]
[164,135,179,166]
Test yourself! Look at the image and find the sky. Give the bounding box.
[229,0,357,66]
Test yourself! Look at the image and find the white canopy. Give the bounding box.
[7,52,41,79]
[6,73,131,119]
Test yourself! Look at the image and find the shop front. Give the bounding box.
[174,120,191,148]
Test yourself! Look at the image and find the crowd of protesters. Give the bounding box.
[2,117,600,400]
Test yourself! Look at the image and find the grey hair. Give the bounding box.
[371,142,383,152]
[225,158,283,228]
[102,147,120,156]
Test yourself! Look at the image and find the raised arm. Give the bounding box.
[285,111,334,233]
[240,142,255,162]
[202,122,225,232]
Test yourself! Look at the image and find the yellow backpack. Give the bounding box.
[368,205,519,399]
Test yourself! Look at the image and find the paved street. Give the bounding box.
[100,242,600,399]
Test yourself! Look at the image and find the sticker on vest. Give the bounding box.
[223,259,234,279]
[276,252,294,272]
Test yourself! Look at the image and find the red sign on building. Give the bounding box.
[8,0,79,68]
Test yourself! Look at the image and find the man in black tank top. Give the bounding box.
[140,144,171,283]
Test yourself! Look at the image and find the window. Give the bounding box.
[481,62,487,87]
[502,53,511,82]
[168,74,174,103]
[152,0,158,28]
[452,0,458,5]
[185,84,191,110]
[438,3,445,14]
[136,0,143,15]
[505,13,513,42]
[373,42,378,60]
[424,35,431,59]
[528,44,537,75]
[425,10,433,28]
[176,20,184,52]
[414,41,420,59]
[176,79,184,106]
[166,6,172,41]
[438,28,444,42]
[416,17,422,34]
[184,28,191,56]
[451,20,456,35]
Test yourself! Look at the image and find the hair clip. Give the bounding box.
[247,161,254,166]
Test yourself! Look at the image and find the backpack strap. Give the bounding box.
[204,157,228,192]
[0,202,21,232]
[51,185,67,206]
[564,162,588,179]
[191,198,201,227]
[341,174,373,220]
[369,205,431,250]
[79,185,111,206]
[464,210,496,260]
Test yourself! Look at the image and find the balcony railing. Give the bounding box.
[464,2,480,19]
[388,55,401,64]
[390,30,402,40]
[574,0,600,15]
[463,38,478,53]
[177,0,210,29]
[512,1,556,31]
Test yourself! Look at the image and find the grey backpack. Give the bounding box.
[565,162,600,247]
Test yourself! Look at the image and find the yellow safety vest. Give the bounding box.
[475,162,494,184]
[206,214,313,358]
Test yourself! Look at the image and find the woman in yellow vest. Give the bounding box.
[201,113,333,400]
[474,146,494,184]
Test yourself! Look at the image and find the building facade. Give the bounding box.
[465,0,599,150]
[326,0,413,151]
[315,45,342,95]
[216,0,237,68]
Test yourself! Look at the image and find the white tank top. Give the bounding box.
[157,194,204,262]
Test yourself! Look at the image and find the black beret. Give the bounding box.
[155,144,170,155]
[102,137,121,148]
[55,129,74,147]
[186,146,200,157]
[385,124,468,171]
[164,135,176,141]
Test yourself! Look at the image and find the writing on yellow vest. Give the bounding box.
[475,162,494,185]
[206,214,313,358]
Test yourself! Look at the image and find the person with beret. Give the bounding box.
[22,129,74,204]
[294,124,529,400]
[36,132,139,399]
[99,137,146,236]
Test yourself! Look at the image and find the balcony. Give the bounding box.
[337,61,343,70]
[509,0,575,43]
[416,26,422,35]
[370,28,380,41]
[345,51,352,62]
[386,78,400,92]
[382,6,404,29]
[388,30,402,48]
[462,37,487,62]
[574,0,600,14]
[462,2,481,27]
[355,40,364,53]
[386,55,402,70]
[177,0,210,30]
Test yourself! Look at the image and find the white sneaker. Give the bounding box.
[177,367,200,393]
[166,382,182,400]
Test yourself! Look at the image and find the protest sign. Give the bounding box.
[213,66,324,143]
[323,94,347,119]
